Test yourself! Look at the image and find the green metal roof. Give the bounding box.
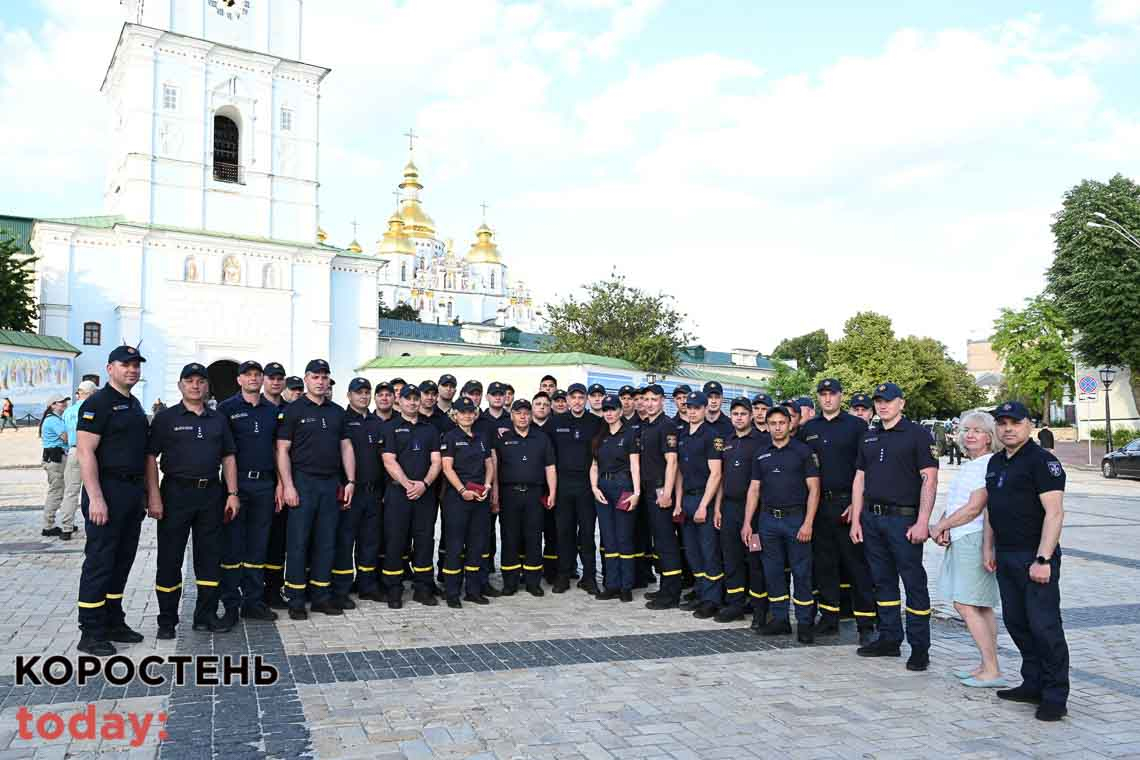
[0,215,36,255]
[358,352,637,371]
[39,214,123,229]
[0,330,81,355]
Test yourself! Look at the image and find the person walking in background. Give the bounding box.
[1,398,16,431]
[40,395,69,537]
[59,381,98,540]
[1037,424,1055,452]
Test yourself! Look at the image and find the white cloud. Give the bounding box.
[874,160,962,191]
[585,0,662,60]
[1094,0,1140,25]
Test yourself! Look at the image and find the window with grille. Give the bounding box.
[83,322,101,346]
[280,108,293,131]
[212,114,240,183]
[163,84,178,110]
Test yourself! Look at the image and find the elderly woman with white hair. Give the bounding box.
[930,409,1005,687]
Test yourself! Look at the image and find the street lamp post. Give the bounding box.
[1086,213,1140,251]
[1100,367,1116,453]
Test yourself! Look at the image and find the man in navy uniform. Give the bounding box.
[849,382,938,670]
[74,345,149,655]
[436,374,458,416]
[713,397,767,624]
[671,386,691,431]
[332,378,386,607]
[618,385,637,422]
[276,359,356,620]
[381,384,441,608]
[849,393,874,426]
[145,363,241,638]
[801,378,876,643]
[702,381,733,437]
[745,404,819,643]
[540,375,558,396]
[588,383,607,417]
[987,401,1069,722]
[476,382,512,591]
[549,382,602,594]
[641,384,682,610]
[551,389,568,415]
[262,363,292,609]
[675,391,724,619]
[751,394,773,436]
[418,379,455,585]
[282,376,304,404]
[493,398,557,595]
[218,360,281,626]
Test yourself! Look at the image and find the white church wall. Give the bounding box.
[290,254,333,368]
[329,261,381,386]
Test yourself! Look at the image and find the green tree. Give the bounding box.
[545,270,691,372]
[771,329,829,376]
[767,361,813,401]
[991,295,1074,420]
[1047,173,1140,411]
[0,234,38,333]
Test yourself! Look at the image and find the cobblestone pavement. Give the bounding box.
[0,466,1137,759]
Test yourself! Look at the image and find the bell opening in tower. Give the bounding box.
[212,114,241,184]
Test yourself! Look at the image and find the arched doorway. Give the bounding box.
[207,360,239,402]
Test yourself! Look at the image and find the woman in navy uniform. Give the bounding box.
[74,345,149,656]
[675,391,724,619]
[439,397,494,607]
[145,363,240,639]
[590,395,641,602]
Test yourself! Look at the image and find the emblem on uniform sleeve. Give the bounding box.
[82,411,95,421]
[1048,461,1063,477]
[812,453,820,468]
[666,434,677,447]
[713,437,725,452]
[930,444,938,459]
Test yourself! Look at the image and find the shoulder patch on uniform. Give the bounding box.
[1047,461,1063,477]
[930,444,938,459]
[712,437,725,451]
[82,411,95,421]
[665,434,677,446]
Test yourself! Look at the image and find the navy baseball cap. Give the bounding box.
[398,384,420,399]
[285,376,303,391]
[673,384,691,397]
[419,380,438,393]
[263,362,286,378]
[686,391,708,408]
[108,345,145,363]
[567,383,587,395]
[600,394,621,411]
[872,382,904,401]
[796,396,813,409]
[453,397,477,413]
[765,404,792,420]
[752,393,774,407]
[618,385,636,397]
[729,396,751,411]
[487,381,506,395]
[180,362,208,380]
[552,389,568,400]
[849,392,872,409]
[390,377,406,386]
[702,381,723,396]
[511,398,532,411]
[348,377,371,392]
[781,400,801,415]
[816,378,842,393]
[305,359,330,374]
[374,381,393,393]
[462,380,483,394]
[993,400,1029,421]
[438,374,457,387]
[238,360,263,375]
[644,384,664,396]
[588,383,606,395]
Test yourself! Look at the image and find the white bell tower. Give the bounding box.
[106,0,328,242]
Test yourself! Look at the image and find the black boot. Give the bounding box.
[856,637,901,657]
[760,619,792,636]
[797,624,815,644]
[106,624,145,644]
[77,635,115,656]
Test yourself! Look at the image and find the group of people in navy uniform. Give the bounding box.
[71,346,1070,721]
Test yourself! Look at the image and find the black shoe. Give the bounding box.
[483,585,503,598]
[858,627,876,647]
[683,590,697,602]
[501,586,518,597]
[856,638,901,657]
[576,579,590,590]
[265,592,289,610]
[620,590,633,603]
[77,635,116,656]
[388,590,403,609]
[906,649,929,672]
[59,530,73,541]
[679,599,702,611]
[596,589,620,600]
[106,624,144,644]
[332,595,357,610]
[220,608,240,630]
[996,685,1043,704]
[464,593,490,605]
[579,583,599,596]
[413,588,438,606]
[1035,703,1067,722]
[242,604,278,621]
[815,619,840,636]
[644,590,662,601]
[797,625,815,644]
[447,597,462,609]
[431,583,444,597]
[42,527,61,537]
[750,612,766,631]
[714,605,745,623]
[692,602,719,619]
[570,570,581,579]
[310,600,344,616]
[288,607,308,621]
[527,585,545,597]
[552,577,570,594]
[193,615,233,633]
[760,619,792,636]
[646,597,679,610]
[156,625,176,640]
[358,589,386,603]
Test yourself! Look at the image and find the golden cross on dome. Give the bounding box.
[351,218,359,238]
[480,200,490,221]
[403,128,418,152]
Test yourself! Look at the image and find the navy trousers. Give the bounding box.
[813,495,876,627]
[155,480,223,628]
[221,475,276,612]
[759,509,814,625]
[499,487,545,590]
[646,486,683,601]
[77,476,145,638]
[382,484,436,593]
[332,483,381,596]
[861,510,930,650]
[996,551,1069,706]
[285,471,339,608]
[719,498,752,610]
[441,490,489,598]
[681,493,723,605]
[596,477,636,592]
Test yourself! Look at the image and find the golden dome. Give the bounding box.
[397,157,436,238]
[317,227,328,243]
[465,222,503,265]
[347,239,363,254]
[378,212,416,256]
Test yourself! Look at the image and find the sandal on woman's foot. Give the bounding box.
[962,676,1008,688]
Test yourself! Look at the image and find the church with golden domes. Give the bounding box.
[367,151,539,331]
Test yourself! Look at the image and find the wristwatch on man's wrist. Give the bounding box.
[1035,555,1050,565]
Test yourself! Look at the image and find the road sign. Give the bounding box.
[1079,392,1097,402]
[1078,375,1099,394]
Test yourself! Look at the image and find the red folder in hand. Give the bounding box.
[540,494,550,507]
[616,491,635,512]
[672,509,684,525]
[748,534,762,552]
[465,482,487,497]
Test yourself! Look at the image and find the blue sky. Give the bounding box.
[2,0,1138,360]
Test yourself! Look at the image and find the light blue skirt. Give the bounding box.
[938,530,1000,608]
